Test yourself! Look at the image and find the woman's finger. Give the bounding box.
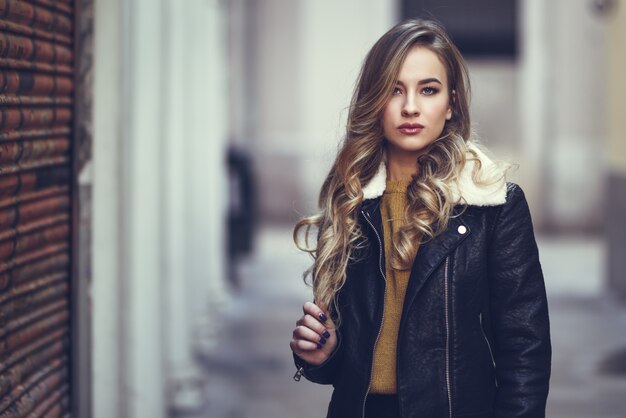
[302,301,334,328]
[293,324,329,346]
[297,314,332,339]
[290,338,318,352]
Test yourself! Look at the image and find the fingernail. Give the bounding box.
[316,343,323,349]
[322,330,331,339]
[319,337,327,345]
[319,312,327,322]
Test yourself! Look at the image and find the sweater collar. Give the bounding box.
[361,142,507,206]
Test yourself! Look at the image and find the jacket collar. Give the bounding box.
[361,142,507,206]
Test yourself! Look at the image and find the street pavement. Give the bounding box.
[182,227,626,418]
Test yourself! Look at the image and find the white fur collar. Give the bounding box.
[361,142,507,206]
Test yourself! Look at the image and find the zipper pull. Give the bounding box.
[293,366,304,382]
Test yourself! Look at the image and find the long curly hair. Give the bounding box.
[294,19,476,321]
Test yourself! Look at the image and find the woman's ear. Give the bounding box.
[446,89,456,120]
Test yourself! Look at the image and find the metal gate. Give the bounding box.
[0,0,74,416]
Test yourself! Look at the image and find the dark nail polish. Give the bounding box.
[316,343,323,349]
[319,312,327,322]
[319,337,327,345]
[322,330,331,339]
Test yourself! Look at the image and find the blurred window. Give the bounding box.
[402,0,518,59]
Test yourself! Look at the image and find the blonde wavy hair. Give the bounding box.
[294,19,479,320]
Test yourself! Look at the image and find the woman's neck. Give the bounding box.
[386,150,420,181]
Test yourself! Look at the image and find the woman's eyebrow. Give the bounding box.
[418,77,442,85]
[395,78,443,86]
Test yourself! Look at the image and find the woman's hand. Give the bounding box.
[290,301,338,366]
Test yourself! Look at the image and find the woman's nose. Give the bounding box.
[402,93,419,116]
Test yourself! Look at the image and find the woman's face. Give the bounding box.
[382,46,452,161]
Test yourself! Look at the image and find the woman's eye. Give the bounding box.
[392,87,402,95]
[422,87,439,96]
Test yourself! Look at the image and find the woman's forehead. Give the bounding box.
[397,46,448,85]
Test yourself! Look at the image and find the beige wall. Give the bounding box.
[608,1,626,172]
[543,0,607,231]
[514,0,608,232]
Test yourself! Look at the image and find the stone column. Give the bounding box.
[92,0,230,416]
[92,0,125,415]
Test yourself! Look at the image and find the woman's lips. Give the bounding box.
[398,123,424,135]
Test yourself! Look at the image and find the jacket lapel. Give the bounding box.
[400,212,470,320]
[359,198,385,280]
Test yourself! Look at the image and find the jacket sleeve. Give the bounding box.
[293,329,344,385]
[487,183,552,418]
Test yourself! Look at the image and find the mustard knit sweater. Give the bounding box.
[370,179,414,394]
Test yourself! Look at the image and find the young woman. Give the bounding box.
[289,19,551,418]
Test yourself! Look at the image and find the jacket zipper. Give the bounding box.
[293,366,304,382]
[478,313,496,368]
[444,257,452,418]
[361,210,387,418]
[479,312,498,387]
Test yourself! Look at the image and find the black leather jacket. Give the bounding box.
[294,183,551,418]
